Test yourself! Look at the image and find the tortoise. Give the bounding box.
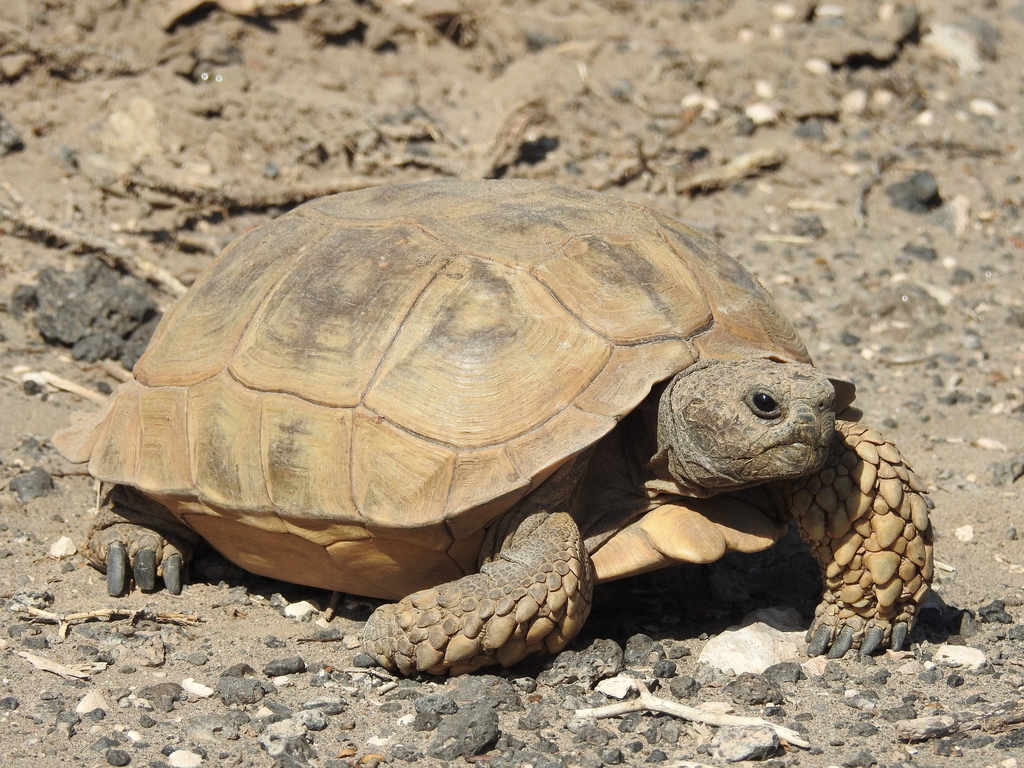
[55,179,933,675]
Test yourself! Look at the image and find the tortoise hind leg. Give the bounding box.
[364,510,592,675]
[785,420,934,657]
[86,485,198,596]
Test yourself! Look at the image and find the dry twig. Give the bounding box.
[574,680,810,749]
[675,147,785,194]
[17,605,203,635]
[18,651,105,680]
[7,367,108,405]
[0,182,187,297]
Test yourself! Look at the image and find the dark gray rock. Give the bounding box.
[216,677,264,706]
[624,634,664,666]
[137,683,184,713]
[222,662,256,677]
[9,467,54,502]
[415,694,458,715]
[446,674,523,712]
[293,708,329,732]
[668,675,700,699]
[763,661,804,685]
[301,694,346,716]
[106,748,132,766]
[725,673,784,706]
[258,718,315,763]
[886,171,942,213]
[426,704,500,761]
[263,656,307,676]
[31,261,159,364]
[537,638,624,686]
[0,112,24,155]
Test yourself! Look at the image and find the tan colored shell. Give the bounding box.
[55,180,809,599]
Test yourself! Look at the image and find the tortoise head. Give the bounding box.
[653,358,835,496]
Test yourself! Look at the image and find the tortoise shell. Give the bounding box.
[55,179,809,599]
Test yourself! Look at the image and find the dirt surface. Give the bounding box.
[1,1,1023,766]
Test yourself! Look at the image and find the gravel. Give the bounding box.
[2,1,1023,766]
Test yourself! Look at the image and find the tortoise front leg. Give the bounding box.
[786,420,934,657]
[363,509,592,676]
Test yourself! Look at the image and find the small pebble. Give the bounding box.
[181,679,215,698]
[282,600,318,620]
[106,749,131,766]
[77,690,110,714]
[595,676,636,700]
[426,704,500,761]
[934,645,987,669]
[710,724,780,762]
[9,466,54,502]
[49,536,77,558]
[415,694,459,715]
[954,525,975,542]
[0,111,24,155]
[969,98,1000,117]
[167,750,203,768]
[803,57,830,75]
[886,171,942,213]
[263,656,306,676]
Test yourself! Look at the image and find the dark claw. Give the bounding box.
[826,625,855,658]
[134,548,157,592]
[859,626,884,657]
[163,553,183,595]
[107,541,128,597]
[890,621,909,651]
[807,624,832,657]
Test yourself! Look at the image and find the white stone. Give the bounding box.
[804,57,831,76]
[49,536,77,558]
[284,600,319,620]
[745,102,779,126]
[698,616,805,674]
[771,4,798,22]
[841,89,868,115]
[167,750,203,768]
[181,678,214,698]
[969,99,1000,117]
[595,675,637,700]
[923,24,982,75]
[897,660,925,675]
[76,689,109,714]
[934,645,987,669]
[801,656,829,678]
[681,93,721,120]
[954,525,975,542]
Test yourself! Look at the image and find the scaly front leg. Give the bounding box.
[362,510,591,675]
[786,420,934,657]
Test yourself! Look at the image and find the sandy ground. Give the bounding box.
[0,1,1022,766]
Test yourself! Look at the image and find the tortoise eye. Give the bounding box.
[750,391,780,418]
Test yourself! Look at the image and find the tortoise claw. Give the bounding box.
[859,626,885,657]
[163,553,183,595]
[133,548,158,592]
[890,621,909,651]
[807,624,832,657]
[107,541,128,597]
[826,625,855,658]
